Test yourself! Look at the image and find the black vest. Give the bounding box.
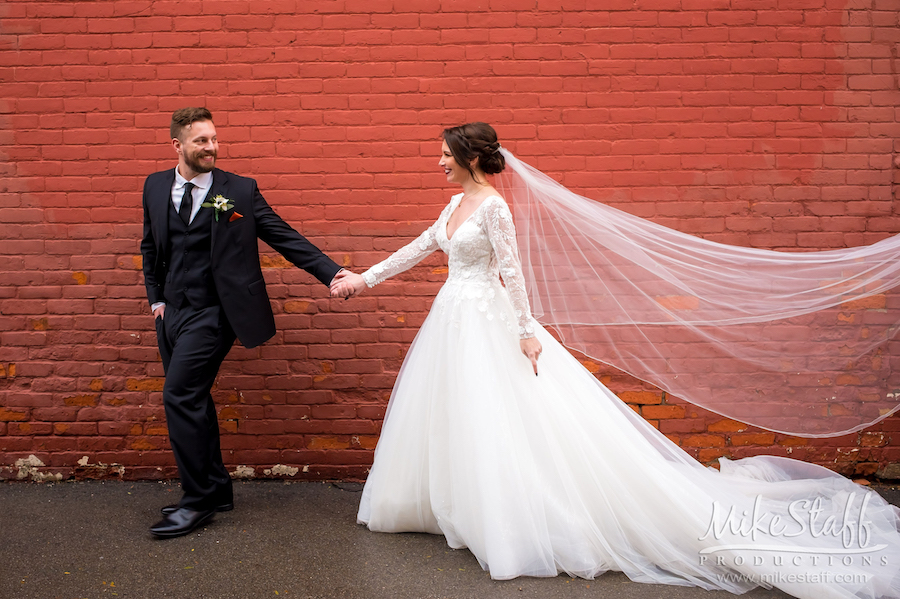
[164,199,219,309]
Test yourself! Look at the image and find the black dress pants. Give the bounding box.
[155,303,236,510]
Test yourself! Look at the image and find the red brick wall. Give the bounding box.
[1,0,899,482]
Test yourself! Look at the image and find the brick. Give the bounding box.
[642,405,686,420]
[307,436,350,450]
[125,379,165,392]
[708,419,749,433]
[684,434,727,448]
[0,409,30,422]
[618,391,662,405]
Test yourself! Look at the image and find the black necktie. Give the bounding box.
[179,182,195,225]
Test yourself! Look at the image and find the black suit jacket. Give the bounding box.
[141,167,342,348]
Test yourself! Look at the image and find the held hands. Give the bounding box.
[329,269,541,375]
[330,270,367,299]
[520,336,542,376]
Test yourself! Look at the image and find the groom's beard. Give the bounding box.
[184,148,217,173]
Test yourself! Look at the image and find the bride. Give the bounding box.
[329,123,900,598]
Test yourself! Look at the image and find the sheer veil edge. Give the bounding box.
[497,148,900,437]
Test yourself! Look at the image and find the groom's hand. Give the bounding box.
[153,304,165,320]
[330,269,354,299]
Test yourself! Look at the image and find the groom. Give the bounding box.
[141,107,345,538]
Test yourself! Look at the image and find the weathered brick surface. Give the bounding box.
[1,0,898,482]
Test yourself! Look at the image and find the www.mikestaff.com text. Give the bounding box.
[714,571,869,585]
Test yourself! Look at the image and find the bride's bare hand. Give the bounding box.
[330,272,367,299]
[520,337,542,376]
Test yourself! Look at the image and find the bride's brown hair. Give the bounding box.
[442,122,505,184]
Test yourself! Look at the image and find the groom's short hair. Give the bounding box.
[170,107,213,141]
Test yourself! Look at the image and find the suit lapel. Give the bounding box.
[154,168,176,253]
[208,168,229,255]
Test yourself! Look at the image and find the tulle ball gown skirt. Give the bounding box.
[357,279,900,599]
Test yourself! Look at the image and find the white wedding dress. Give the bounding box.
[356,193,900,598]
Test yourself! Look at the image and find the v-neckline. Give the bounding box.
[445,194,492,242]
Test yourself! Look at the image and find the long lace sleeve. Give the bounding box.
[483,196,537,339]
[361,205,448,288]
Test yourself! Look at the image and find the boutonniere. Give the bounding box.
[201,194,234,222]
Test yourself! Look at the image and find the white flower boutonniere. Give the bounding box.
[201,194,235,222]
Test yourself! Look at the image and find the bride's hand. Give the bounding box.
[520,336,542,376]
[330,271,367,299]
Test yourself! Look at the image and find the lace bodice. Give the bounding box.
[362,194,536,339]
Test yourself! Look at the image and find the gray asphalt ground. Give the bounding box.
[1,481,898,599]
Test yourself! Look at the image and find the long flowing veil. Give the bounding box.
[497,148,900,437]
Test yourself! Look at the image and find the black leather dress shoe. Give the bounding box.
[160,502,234,516]
[149,507,216,539]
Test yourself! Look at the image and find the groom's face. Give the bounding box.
[174,119,218,176]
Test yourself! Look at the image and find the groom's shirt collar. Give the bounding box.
[171,168,213,224]
[173,168,213,194]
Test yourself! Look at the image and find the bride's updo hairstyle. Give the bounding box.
[442,122,506,183]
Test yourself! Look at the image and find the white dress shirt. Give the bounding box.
[172,168,213,225]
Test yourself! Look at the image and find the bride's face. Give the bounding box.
[439,140,469,185]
